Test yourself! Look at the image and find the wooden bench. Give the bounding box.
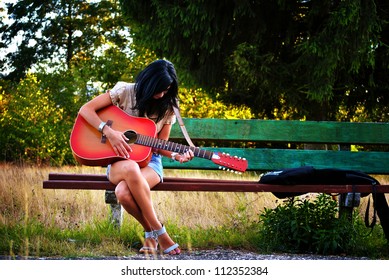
[43,118,389,236]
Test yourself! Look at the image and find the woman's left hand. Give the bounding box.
[177,149,194,163]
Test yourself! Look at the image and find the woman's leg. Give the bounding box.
[115,180,158,252]
[115,181,151,229]
[109,160,160,227]
[140,166,180,254]
[109,160,180,254]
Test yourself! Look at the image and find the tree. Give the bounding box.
[0,73,71,164]
[0,0,130,81]
[120,0,389,121]
[0,0,138,125]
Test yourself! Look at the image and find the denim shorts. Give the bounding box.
[106,154,163,182]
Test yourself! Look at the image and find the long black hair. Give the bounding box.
[134,59,179,123]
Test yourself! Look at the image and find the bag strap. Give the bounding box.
[173,105,195,147]
[365,182,378,228]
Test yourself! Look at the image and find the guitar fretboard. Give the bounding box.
[136,134,213,160]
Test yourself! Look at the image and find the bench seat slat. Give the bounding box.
[43,180,114,190]
[47,173,239,182]
[47,173,247,183]
[43,174,389,193]
[49,173,107,181]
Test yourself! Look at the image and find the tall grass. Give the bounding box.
[0,163,388,258]
[0,163,274,257]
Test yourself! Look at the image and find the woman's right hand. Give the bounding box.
[103,126,132,158]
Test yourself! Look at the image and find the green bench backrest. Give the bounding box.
[162,119,389,174]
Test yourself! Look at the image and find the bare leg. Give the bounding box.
[109,160,180,254]
[115,180,158,252]
[110,160,160,227]
[115,180,152,230]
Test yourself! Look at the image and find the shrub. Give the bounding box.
[257,194,354,254]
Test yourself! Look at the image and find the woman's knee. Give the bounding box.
[110,160,141,183]
[115,181,130,201]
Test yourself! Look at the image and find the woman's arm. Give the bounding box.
[156,124,194,163]
[78,92,132,158]
[79,92,112,131]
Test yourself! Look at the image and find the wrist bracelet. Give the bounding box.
[171,152,179,161]
[98,121,107,133]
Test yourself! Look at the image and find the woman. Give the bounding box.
[79,59,194,255]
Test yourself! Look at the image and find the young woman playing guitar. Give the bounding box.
[78,59,194,255]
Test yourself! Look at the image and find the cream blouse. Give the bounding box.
[108,82,176,133]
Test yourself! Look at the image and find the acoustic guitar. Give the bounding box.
[70,105,248,172]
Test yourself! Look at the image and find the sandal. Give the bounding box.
[139,231,158,254]
[153,225,180,255]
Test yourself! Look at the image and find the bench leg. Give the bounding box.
[105,190,123,228]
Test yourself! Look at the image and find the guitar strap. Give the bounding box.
[173,105,195,147]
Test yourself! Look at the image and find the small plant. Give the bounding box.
[257,194,354,254]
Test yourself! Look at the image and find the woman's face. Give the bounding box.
[153,85,171,99]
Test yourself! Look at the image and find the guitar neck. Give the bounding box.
[136,134,213,160]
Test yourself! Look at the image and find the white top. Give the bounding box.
[108,82,176,133]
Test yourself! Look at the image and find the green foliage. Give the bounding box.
[0,0,130,81]
[178,87,253,119]
[258,194,354,254]
[296,0,382,101]
[120,0,389,121]
[0,74,71,165]
[225,43,289,117]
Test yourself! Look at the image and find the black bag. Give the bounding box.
[259,166,379,199]
[259,166,389,241]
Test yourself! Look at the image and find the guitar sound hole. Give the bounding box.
[124,130,137,144]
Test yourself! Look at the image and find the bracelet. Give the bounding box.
[171,152,179,161]
[98,121,107,134]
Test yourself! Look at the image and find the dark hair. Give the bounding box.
[134,59,179,123]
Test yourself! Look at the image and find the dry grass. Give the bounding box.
[153,169,279,228]
[1,163,388,230]
[0,163,279,231]
[0,164,109,229]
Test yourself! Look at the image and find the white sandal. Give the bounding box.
[139,231,158,254]
[153,225,180,254]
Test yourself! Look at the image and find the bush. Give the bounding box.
[257,194,354,254]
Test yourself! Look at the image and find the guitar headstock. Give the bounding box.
[211,152,248,173]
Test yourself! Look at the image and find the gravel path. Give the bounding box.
[0,248,370,260]
[111,249,370,260]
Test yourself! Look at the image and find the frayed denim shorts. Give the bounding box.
[106,154,163,182]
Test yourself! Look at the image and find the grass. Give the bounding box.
[0,163,388,259]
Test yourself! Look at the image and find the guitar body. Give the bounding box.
[70,105,157,167]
